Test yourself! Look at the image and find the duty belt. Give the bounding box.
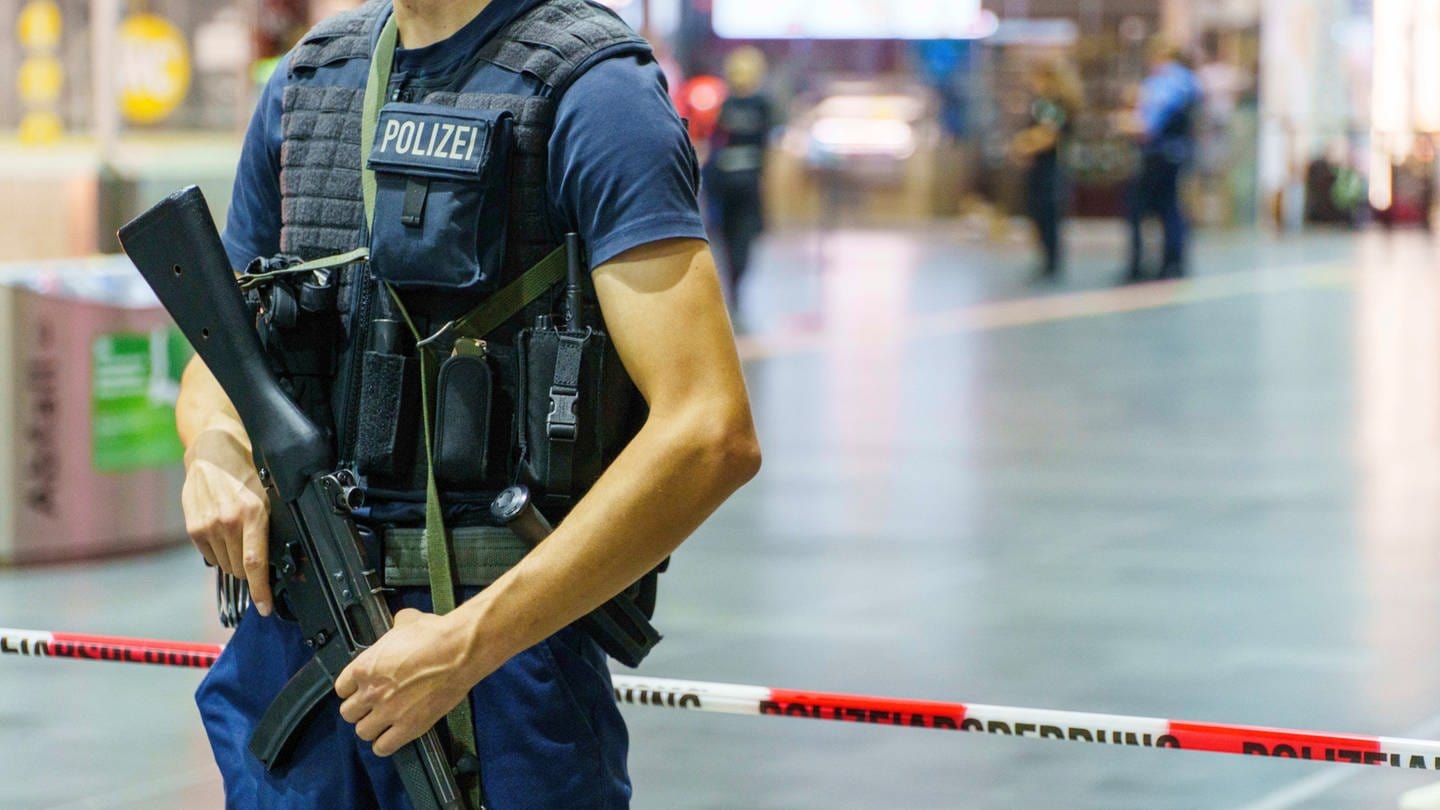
[380,526,529,588]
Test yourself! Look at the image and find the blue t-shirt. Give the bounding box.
[1138,61,1200,155]
[221,0,706,273]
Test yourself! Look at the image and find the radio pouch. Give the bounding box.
[366,104,512,291]
[516,326,642,499]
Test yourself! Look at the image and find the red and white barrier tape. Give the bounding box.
[1,627,220,668]
[6,626,1440,769]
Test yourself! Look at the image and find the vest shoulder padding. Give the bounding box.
[480,0,652,95]
[420,93,553,152]
[289,0,387,71]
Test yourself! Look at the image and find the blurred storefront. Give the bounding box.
[1253,0,1440,231]
[671,0,1264,227]
[0,0,265,261]
[0,257,189,564]
[1366,0,1440,228]
[2,0,1434,262]
[1257,0,1371,230]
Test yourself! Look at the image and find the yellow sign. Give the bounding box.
[18,55,63,104]
[17,0,62,51]
[19,111,63,145]
[117,14,191,125]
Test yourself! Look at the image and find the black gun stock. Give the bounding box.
[118,186,468,810]
[117,186,326,500]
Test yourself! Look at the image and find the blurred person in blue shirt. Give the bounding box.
[1121,39,1201,283]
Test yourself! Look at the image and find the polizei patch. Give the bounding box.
[368,103,506,177]
[379,117,481,164]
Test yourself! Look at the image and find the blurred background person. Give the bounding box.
[1121,39,1201,283]
[1383,138,1438,230]
[1009,57,1084,283]
[1305,139,1367,228]
[1193,29,1255,227]
[705,46,774,313]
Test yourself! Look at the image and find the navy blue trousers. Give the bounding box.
[196,590,632,809]
[1126,154,1188,278]
[1026,162,1067,277]
[708,171,764,305]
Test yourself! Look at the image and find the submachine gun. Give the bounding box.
[118,186,467,810]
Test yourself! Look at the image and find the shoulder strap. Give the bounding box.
[360,14,495,806]
[360,12,398,235]
[418,246,567,350]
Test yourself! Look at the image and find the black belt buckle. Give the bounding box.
[546,384,578,441]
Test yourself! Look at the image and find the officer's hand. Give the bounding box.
[181,428,273,616]
[335,609,480,757]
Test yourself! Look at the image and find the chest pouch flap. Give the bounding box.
[368,103,512,291]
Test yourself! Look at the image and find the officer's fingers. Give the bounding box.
[206,505,245,577]
[184,526,226,572]
[335,661,360,699]
[338,694,370,724]
[355,711,388,743]
[372,725,413,758]
[181,482,221,568]
[220,513,247,581]
[242,509,272,617]
[187,532,220,568]
[392,608,422,627]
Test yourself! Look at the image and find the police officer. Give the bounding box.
[175,0,761,806]
[704,47,772,310]
[1010,58,1083,282]
[1121,39,1200,283]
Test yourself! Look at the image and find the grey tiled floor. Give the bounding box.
[6,222,1440,808]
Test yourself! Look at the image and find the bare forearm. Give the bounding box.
[176,356,249,450]
[449,241,759,673]
[173,354,275,612]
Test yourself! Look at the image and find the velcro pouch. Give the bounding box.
[367,103,512,291]
[434,354,494,489]
[516,327,645,500]
[354,350,418,480]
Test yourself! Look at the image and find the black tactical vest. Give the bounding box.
[267,0,652,493]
